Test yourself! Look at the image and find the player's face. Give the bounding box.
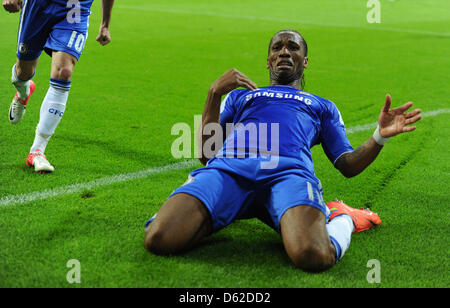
[267,32,308,86]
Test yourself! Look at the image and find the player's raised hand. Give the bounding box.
[2,0,22,13]
[378,94,422,138]
[96,26,111,46]
[210,68,258,96]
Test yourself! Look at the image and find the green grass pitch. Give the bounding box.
[0,0,449,288]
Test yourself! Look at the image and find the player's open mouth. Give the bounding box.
[277,61,293,69]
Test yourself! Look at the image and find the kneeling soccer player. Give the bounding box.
[144,30,422,272]
[3,0,114,173]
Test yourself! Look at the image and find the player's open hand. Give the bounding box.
[210,69,258,96]
[96,26,111,46]
[3,0,22,13]
[378,94,422,138]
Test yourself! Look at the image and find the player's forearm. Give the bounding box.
[198,89,222,165]
[335,136,383,178]
[100,0,114,28]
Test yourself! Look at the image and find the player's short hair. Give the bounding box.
[268,30,308,57]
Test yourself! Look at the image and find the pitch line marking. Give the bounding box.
[116,5,450,38]
[0,160,198,208]
[0,108,449,207]
[346,108,450,134]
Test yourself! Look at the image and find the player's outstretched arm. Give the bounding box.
[335,94,422,178]
[96,0,114,46]
[198,69,258,165]
[2,0,22,13]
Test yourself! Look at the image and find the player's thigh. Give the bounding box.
[168,167,255,232]
[146,166,254,252]
[280,206,335,271]
[265,174,335,268]
[265,175,328,231]
[280,205,330,254]
[146,193,213,250]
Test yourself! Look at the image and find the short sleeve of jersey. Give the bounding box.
[219,91,238,131]
[320,100,354,165]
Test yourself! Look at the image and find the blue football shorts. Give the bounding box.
[16,0,91,61]
[146,157,330,233]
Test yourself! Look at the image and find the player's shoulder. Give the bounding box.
[222,88,251,104]
[308,92,345,124]
[306,91,341,112]
[300,91,345,123]
[227,88,251,99]
[305,91,334,106]
[220,89,249,113]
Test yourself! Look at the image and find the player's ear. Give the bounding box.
[303,57,309,69]
[266,57,270,69]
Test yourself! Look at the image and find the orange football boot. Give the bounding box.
[327,200,381,233]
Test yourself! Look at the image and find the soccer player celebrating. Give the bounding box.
[3,0,114,173]
[144,30,422,272]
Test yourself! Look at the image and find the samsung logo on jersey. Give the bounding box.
[245,90,313,105]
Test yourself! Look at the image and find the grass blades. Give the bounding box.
[0,0,449,288]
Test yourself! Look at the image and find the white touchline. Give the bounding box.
[0,160,198,207]
[116,5,450,38]
[346,109,450,134]
[0,108,448,207]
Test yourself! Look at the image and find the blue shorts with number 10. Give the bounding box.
[167,156,330,233]
[16,0,93,61]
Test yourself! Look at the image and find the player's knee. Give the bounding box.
[145,224,166,255]
[53,66,73,81]
[145,223,180,255]
[289,243,335,273]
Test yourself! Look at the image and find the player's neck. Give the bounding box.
[270,79,301,89]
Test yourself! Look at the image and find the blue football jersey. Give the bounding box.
[218,85,353,172]
[146,86,352,232]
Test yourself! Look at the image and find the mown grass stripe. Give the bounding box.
[116,5,450,38]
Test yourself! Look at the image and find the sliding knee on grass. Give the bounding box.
[281,206,338,273]
[145,193,212,255]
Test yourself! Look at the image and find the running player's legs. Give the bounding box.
[28,51,76,157]
[28,50,76,160]
[10,0,51,108]
[28,6,89,164]
[16,1,88,83]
